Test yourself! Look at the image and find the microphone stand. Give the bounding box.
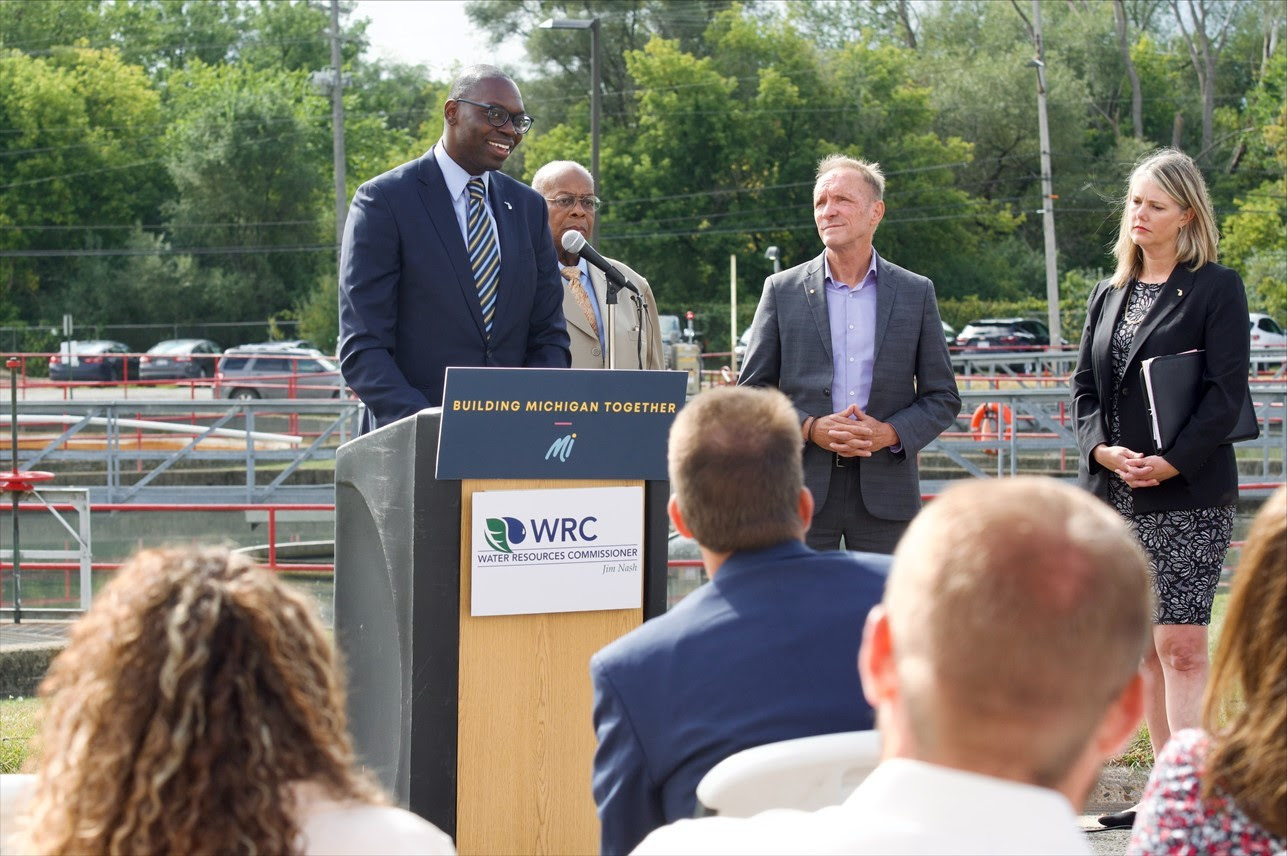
[604,278,625,370]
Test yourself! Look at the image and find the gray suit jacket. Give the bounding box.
[739,251,960,520]
[565,259,665,370]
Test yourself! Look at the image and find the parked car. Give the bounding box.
[215,346,343,400]
[941,320,957,343]
[955,317,1051,372]
[139,338,222,380]
[1249,312,1286,347]
[49,340,139,382]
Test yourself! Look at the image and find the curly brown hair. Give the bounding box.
[1202,486,1287,839]
[20,546,385,855]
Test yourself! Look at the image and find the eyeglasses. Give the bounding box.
[455,98,535,134]
[545,194,602,211]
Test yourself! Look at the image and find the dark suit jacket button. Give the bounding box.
[1119,387,1128,397]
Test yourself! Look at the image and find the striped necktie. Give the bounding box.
[466,177,499,337]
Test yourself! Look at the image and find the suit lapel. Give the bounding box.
[1124,266,1195,369]
[418,152,487,339]
[873,256,896,359]
[804,254,831,363]
[1094,283,1128,397]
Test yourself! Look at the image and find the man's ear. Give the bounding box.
[1096,671,1146,758]
[858,605,896,708]
[444,100,458,126]
[668,495,693,539]
[797,487,815,532]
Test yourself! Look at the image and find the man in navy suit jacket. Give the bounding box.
[339,65,570,433]
[589,386,889,855]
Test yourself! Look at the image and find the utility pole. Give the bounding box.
[329,0,348,261]
[1031,0,1061,348]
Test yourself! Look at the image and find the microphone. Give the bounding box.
[561,231,639,295]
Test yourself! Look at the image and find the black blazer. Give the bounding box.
[1072,262,1249,512]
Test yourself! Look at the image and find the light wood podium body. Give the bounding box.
[335,369,683,854]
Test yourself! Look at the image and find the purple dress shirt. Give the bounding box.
[825,250,880,414]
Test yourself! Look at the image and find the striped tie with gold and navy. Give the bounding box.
[466,177,499,337]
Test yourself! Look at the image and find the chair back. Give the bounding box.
[695,730,881,818]
[0,774,35,854]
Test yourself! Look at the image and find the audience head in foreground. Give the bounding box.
[591,386,888,855]
[634,476,1152,855]
[1128,485,1287,854]
[18,546,453,856]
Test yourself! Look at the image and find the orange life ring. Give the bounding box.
[970,402,1014,443]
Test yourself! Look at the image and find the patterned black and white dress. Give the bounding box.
[1107,280,1234,625]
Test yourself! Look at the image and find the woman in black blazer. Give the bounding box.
[1072,149,1250,829]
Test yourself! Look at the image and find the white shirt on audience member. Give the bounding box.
[296,788,456,855]
[631,758,1091,856]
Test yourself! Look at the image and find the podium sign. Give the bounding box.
[437,367,687,480]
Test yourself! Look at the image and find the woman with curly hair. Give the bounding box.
[15,546,454,855]
[1127,486,1287,854]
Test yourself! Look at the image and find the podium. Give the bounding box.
[334,368,685,854]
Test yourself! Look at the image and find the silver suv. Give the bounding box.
[215,345,344,400]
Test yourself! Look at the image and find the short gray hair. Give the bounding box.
[531,160,592,195]
[816,154,885,201]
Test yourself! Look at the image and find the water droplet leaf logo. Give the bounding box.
[484,516,526,553]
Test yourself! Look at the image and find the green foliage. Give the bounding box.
[0,0,1282,349]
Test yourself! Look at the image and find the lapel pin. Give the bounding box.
[504,201,512,210]
[1177,288,1183,296]
[809,288,816,294]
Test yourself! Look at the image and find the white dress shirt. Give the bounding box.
[632,758,1092,856]
[433,139,500,253]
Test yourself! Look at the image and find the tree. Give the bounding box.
[0,45,169,322]
[161,60,330,317]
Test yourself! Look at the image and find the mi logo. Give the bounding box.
[545,433,576,462]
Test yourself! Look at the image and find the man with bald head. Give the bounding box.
[635,476,1152,855]
[531,160,663,370]
[340,65,570,433]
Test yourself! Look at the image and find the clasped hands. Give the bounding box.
[809,405,899,457]
[1093,444,1179,489]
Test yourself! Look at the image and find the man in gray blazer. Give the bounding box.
[739,155,960,553]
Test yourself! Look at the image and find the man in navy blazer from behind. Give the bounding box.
[589,386,889,855]
[339,65,570,433]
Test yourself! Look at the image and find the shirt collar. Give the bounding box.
[823,248,880,290]
[434,138,490,202]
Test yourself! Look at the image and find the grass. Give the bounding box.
[0,696,40,774]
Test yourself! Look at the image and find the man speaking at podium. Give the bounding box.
[532,160,664,370]
[339,65,570,433]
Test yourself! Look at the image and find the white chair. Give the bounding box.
[0,774,36,855]
[695,730,881,818]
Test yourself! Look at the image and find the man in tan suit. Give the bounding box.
[532,160,664,370]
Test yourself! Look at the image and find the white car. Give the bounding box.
[1249,313,1286,347]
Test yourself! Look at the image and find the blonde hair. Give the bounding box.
[1110,148,1220,288]
[886,477,1152,787]
[20,547,385,855]
[816,154,885,201]
[1202,486,1287,839]
[669,386,804,552]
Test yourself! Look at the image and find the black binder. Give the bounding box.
[1139,350,1259,453]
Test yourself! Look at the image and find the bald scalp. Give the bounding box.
[885,477,1151,785]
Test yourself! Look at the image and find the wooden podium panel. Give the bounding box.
[456,478,643,855]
